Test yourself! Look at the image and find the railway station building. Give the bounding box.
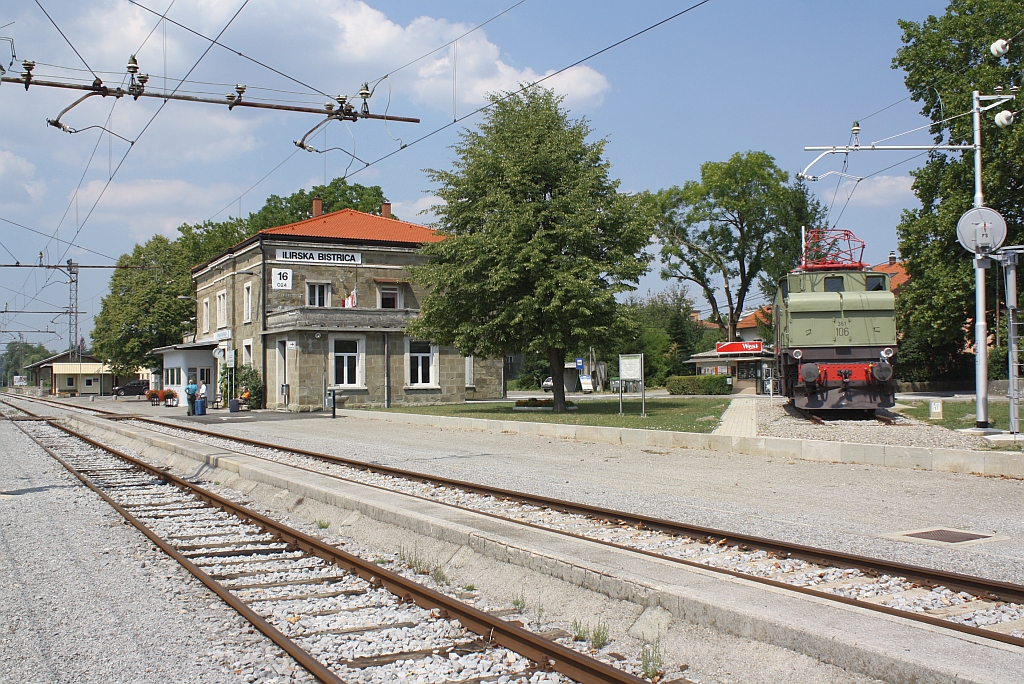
[160,201,503,410]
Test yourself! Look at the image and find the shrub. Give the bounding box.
[146,389,160,400]
[665,374,731,395]
[160,389,177,399]
[220,363,264,408]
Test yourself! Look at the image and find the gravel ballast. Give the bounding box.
[757,400,990,450]
[0,419,309,684]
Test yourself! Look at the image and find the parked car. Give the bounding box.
[113,379,149,396]
[541,377,554,392]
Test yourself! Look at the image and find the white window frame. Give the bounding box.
[216,289,228,329]
[306,280,332,308]
[329,334,366,389]
[243,282,253,323]
[464,355,475,388]
[163,367,182,386]
[405,337,440,389]
[377,284,403,309]
[242,338,253,366]
[202,298,210,334]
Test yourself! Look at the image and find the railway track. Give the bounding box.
[6,394,1024,649]
[5,408,647,684]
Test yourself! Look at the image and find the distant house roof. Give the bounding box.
[871,261,909,292]
[25,350,99,370]
[736,306,771,330]
[259,208,443,247]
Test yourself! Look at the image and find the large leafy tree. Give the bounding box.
[892,0,1024,379]
[654,152,825,341]
[408,87,654,413]
[91,235,194,375]
[92,178,385,373]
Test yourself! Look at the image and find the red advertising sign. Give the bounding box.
[716,341,763,354]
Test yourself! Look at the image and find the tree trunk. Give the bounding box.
[548,347,567,413]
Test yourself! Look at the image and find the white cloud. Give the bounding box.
[0,149,46,203]
[324,1,609,109]
[72,178,242,239]
[835,175,915,207]
[391,195,441,223]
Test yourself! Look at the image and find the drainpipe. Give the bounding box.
[260,235,268,408]
[384,332,391,408]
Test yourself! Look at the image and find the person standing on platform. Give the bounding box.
[185,377,198,416]
[197,379,207,415]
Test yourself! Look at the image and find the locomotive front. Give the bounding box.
[773,230,898,410]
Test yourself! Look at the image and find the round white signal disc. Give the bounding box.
[957,207,1007,253]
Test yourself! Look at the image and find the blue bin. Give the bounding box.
[195,398,207,416]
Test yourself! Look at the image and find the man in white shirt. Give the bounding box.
[197,379,207,413]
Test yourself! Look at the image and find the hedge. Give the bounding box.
[665,375,732,395]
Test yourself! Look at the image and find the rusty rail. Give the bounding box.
[9,411,645,684]
[6,394,1024,649]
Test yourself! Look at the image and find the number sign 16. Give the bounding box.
[272,268,293,290]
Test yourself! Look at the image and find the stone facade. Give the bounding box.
[186,209,503,410]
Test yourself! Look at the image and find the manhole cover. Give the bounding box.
[903,529,991,544]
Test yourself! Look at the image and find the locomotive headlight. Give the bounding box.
[881,347,894,359]
[872,363,894,382]
[792,349,803,360]
[799,363,819,384]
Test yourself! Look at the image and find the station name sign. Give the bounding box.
[275,248,361,264]
[716,341,763,354]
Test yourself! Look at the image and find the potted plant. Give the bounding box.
[147,389,161,405]
[162,389,178,407]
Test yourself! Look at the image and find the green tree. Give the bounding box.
[247,177,388,231]
[891,1,1024,378]
[1,340,51,386]
[408,87,654,413]
[654,151,825,341]
[91,235,193,375]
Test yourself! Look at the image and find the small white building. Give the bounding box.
[151,341,220,400]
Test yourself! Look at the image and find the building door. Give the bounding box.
[277,340,288,404]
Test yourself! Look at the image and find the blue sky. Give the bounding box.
[0,0,953,350]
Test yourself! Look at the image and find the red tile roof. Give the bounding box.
[871,261,909,292]
[736,306,771,329]
[260,208,443,246]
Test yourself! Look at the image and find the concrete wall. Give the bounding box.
[466,357,504,400]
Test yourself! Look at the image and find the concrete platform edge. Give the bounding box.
[335,409,1023,479]
[62,413,1024,684]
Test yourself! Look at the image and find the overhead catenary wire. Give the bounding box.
[367,0,528,90]
[5,2,250,345]
[341,0,716,179]
[0,216,118,261]
[32,0,97,80]
[129,0,330,99]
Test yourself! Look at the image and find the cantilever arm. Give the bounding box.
[46,91,104,132]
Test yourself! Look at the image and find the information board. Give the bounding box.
[13,376,27,387]
[226,350,236,369]
[619,354,643,381]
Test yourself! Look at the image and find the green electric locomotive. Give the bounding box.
[773,229,897,410]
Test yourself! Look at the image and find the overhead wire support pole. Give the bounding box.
[798,89,1016,430]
